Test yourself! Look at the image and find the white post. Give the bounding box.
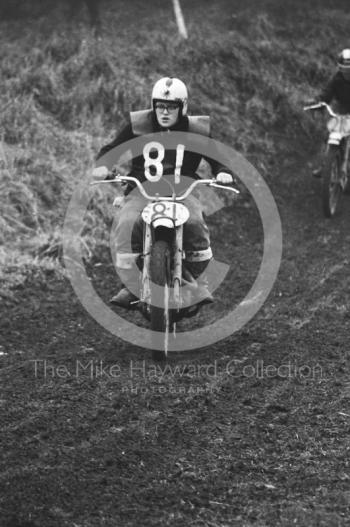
[172,0,188,39]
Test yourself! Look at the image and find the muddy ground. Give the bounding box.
[1,155,350,527]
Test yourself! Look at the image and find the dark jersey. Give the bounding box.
[96,110,233,194]
[319,71,350,113]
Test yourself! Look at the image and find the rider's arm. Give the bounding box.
[200,127,235,182]
[318,74,337,104]
[204,153,235,183]
[96,123,135,160]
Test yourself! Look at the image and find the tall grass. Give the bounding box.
[1,0,350,267]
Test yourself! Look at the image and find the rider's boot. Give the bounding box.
[110,268,140,309]
[196,276,214,306]
[110,288,138,308]
[184,260,214,306]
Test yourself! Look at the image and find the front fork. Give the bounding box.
[326,137,350,189]
[340,137,350,189]
[141,222,152,304]
[173,226,183,307]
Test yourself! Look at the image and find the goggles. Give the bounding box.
[154,102,180,112]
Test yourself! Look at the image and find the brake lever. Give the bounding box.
[209,182,240,194]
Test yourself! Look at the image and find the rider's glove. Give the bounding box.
[92,166,109,180]
[216,172,233,185]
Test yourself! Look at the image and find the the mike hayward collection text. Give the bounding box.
[30,359,323,381]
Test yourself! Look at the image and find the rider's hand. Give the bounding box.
[216,172,233,185]
[92,166,109,180]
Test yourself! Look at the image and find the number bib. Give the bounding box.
[142,201,190,227]
[143,141,185,183]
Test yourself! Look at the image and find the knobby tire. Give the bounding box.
[149,240,172,361]
[322,146,342,218]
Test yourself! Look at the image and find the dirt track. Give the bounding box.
[1,157,350,526]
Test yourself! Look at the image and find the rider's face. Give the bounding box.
[155,102,180,128]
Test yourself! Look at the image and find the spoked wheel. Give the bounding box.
[322,146,343,218]
[343,138,350,195]
[149,240,174,361]
[344,162,350,195]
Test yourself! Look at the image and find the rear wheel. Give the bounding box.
[322,146,343,218]
[149,240,173,361]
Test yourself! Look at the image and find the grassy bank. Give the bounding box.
[1,0,350,260]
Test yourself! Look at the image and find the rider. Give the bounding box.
[311,48,350,176]
[92,77,233,309]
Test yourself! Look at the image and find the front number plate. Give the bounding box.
[142,201,190,227]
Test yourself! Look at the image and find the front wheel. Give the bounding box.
[322,146,343,218]
[344,177,350,195]
[344,160,350,195]
[149,240,173,361]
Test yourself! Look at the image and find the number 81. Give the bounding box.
[143,141,185,183]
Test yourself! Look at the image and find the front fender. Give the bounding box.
[328,132,342,145]
[152,217,174,229]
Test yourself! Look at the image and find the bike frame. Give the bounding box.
[91,173,239,358]
[92,174,239,311]
[304,102,350,215]
[323,105,350,179]
[304,101,350,146]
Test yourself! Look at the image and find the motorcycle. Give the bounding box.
[304,102,350,217]
[92,172,239,361]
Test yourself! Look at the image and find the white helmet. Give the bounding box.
[338,49,350,73]
[151,77,188,115]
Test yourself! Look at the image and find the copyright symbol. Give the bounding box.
[64,132,282,352]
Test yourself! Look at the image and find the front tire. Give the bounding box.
[149,240,173,361]
[344,176,350,195]
[322,146,343,218]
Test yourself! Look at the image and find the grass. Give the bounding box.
[2,5,350,525]
[1,0,350,272]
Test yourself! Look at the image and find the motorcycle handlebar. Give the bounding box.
[303,102,337,117]
[91,174,240,201]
